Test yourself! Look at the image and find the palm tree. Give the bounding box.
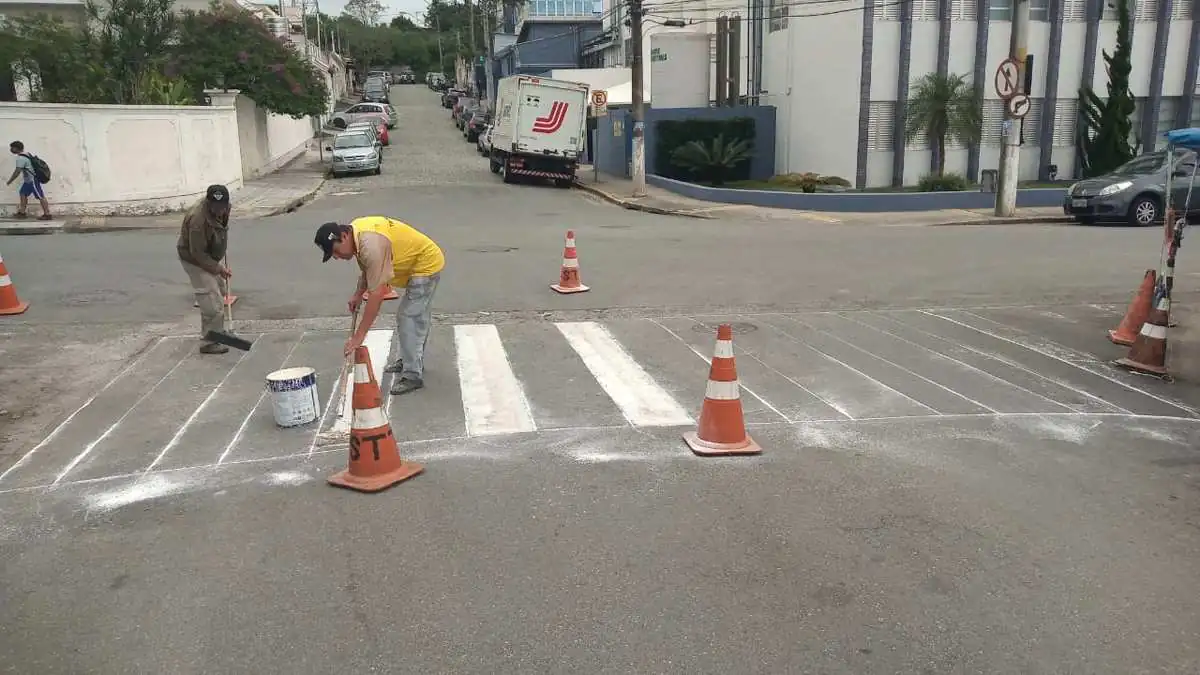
[904,72,983,176]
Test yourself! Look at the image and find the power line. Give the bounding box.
[645,0,905,21]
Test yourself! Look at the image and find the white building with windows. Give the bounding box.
[763,0,1200,188]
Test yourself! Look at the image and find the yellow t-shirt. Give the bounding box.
[350,216,445,289]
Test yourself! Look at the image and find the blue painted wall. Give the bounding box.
[593,105,777,181]
[514,23,600,71]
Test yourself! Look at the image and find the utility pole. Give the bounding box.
[467,0,477,56]
[629,0,646,197]
[995,0,1029,217]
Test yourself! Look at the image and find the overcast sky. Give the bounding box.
[310,0,431,25]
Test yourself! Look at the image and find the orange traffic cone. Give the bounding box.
[683,324,762,457]
[0,249,29,316]
[550,230,589,294]
[327,345,424,492]
[1108,269,1156,346]
[362,286,400,301]
[1115,295,1170,377]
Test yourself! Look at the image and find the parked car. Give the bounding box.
[477,123,493,155]
[466,111,491,143]
[326,131,381,178]
[362,80,389,104]
[398,72,415,84]
[331,102,397,129]
[346,119,388,147]
[1063,148,1199,226]
[456,101,479,130]
[442,88,464,109]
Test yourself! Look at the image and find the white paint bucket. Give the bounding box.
[265,367,320,428]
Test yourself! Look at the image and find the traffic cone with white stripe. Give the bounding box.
[550,230,589,294]
[0,248,29,316]
[1108,269,1156,346]
[1115,295,1171,377]
[683,324,762,457]
[327,345,424,492]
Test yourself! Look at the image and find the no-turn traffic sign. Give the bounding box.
[994,58,1020,99]
[1007,93,1031,119]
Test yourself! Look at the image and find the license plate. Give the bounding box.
[1072,199,1088,208]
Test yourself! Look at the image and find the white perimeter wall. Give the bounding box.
[233,94,314,179]
[0,102,243,216]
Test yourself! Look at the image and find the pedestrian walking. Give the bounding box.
[179,185,232,355]
[315,217,444,396]
[6,141,52,220]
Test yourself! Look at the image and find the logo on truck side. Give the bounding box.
[532,101,569,134]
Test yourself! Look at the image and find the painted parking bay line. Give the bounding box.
[455,324,537,436]
[556,321,694,428]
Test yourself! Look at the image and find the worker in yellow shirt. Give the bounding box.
[315,217,445,396]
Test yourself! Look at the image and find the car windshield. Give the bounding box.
[1112,152,1169,176]
[334,134,371,149]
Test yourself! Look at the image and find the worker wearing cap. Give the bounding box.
[315,217,444,396]
[178,184,232,354]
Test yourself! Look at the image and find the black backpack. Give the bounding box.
[21,153,51,183]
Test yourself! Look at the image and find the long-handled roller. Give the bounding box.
[314,308,361,444]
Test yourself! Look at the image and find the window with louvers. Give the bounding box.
[1053,98,1079,147]
[982,99,1006,145]
[867,102,895,152]
[1063,0,1087,20]
[950,0,977,20]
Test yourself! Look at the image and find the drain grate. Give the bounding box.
[690,321,759,334]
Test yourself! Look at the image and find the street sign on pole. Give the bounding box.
[994,58,1020,99]
[1007,93,1031,119]
[591,89,608,117]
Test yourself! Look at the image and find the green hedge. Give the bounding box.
[654,117,756,182]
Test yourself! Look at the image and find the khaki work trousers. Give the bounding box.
[181,260,225,345]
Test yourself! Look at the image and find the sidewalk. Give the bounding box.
[573,169,1073,227]
[0,146,327,235]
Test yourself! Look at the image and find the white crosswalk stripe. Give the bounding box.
[1,308,1196,493]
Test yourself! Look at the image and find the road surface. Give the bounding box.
[1,84,1198,674]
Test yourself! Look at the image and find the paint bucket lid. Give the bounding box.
[266,366,316,382]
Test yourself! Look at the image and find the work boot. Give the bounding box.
[199,343,229,354]
[389,377,423,396]
[383,359,404,374]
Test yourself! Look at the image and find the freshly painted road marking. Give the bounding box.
[144,347,254,472]
[781,313,1001,414]
[0,337,168,485]
[52,353,193,485]
[329,328,393,435]
[929,310,1198,417]
[648,318,792,423]
[557,321,693,427]
[217,333,306,465]
[454,324,537,436]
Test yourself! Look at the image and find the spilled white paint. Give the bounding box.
[84,474,192,513]
[264,471,312,486]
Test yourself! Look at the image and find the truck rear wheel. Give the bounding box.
[501,159,514,184]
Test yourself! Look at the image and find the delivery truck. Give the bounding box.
[489,75,589,187]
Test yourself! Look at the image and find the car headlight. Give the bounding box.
[1067,182,1079,195]
[367,153,378,160]
[1099,181,1133,196]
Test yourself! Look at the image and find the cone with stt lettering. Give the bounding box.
[550,230,589,294]
[327,345,424,492]
[1108,269,1156,346]
[683,324,762,457]
[0,249,29,316]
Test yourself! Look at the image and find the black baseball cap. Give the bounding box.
[205,184,229,203]
[314,222,343,262]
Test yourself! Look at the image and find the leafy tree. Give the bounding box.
[0,15,106,103]
[390,14,420,30]
[344,0,385,26]
[173,4,329,118]
[904,72,982,177]
[1078,0,1136,177]
[84,0,176,104]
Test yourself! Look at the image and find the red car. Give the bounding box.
[362,115,390,145]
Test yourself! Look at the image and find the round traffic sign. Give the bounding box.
[591,90,608,107]
[1007,93,1031,119]
[994,58,1020,99]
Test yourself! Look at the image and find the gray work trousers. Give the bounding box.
[396,273,440,380]
[182,260,225,345]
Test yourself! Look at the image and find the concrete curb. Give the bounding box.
[259,181,325,218]
[572,181,715,220]
[0,221,63,235]
[926,216,1076,227]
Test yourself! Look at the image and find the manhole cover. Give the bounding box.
[690,321,759,334]
[468,246,518,253]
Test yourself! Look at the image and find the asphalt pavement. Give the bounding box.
[1,84,1199,674]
